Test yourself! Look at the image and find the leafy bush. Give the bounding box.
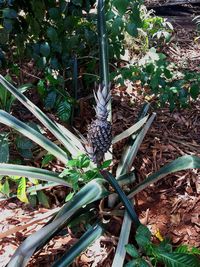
[125,225,200,267]
[114,48,200,110]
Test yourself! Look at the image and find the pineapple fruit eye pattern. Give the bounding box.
[86,84,112,164]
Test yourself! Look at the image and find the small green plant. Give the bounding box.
[59,154,108,199]
[139,6,173,50]
[125,225,200,267]
[37,72,72,122]
[0,74,31,112]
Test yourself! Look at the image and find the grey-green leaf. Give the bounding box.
[0,133,9,163]
[0,164,71,187]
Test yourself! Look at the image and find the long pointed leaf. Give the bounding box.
[112,115,149,144]
[112,213,132,267]
[56,122,85,154]
[52,223,104,267]
[0,75,80,155]
[0,110,68,164]
[0,164,71,187]
[127,155,200,200]
[98,0,109,88]
[116,113,156,177]
[7,179,108,267]
[112,104,151,266]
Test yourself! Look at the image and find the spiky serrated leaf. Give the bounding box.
[101,171,140,227]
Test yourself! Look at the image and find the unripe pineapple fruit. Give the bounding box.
[85,84,112,164]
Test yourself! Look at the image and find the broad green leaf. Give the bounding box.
[125,258,149,266]
[158,252,200,267]
[45,91,57,110]
[138,259,150,267]
[125,259,139,267]
[52,223,104,267]
[127,23,138,37]
[37,191,50,208]
[16,136,35,150]
[72,0,82,6]
[100,159,112,169]
[40,42,50,57]
[190,84,199,99]
[65,191,75,202]
[0,164,71,187]
[127,155,200,200]
[17,177,29,203]
[3,8,17,19]
[42,154,55,167]
[1,179,10,196]
[56,100,71,122]
[47,27,58,42]
[135,225,151,248]
[113,0,129,15]
[0,132,9,163]
[0,110,68,164]
[78,154,90,168]
[48,8,59,19]
[17,149,33,159]
[112,115,149,144]
[125,244,139,258]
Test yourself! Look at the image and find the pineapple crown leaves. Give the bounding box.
[93,84,111,121]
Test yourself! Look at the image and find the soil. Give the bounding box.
[0,10,200,267]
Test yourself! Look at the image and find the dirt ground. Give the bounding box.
[0,12,200,267]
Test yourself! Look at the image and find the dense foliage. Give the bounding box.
[1,0,199,111]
